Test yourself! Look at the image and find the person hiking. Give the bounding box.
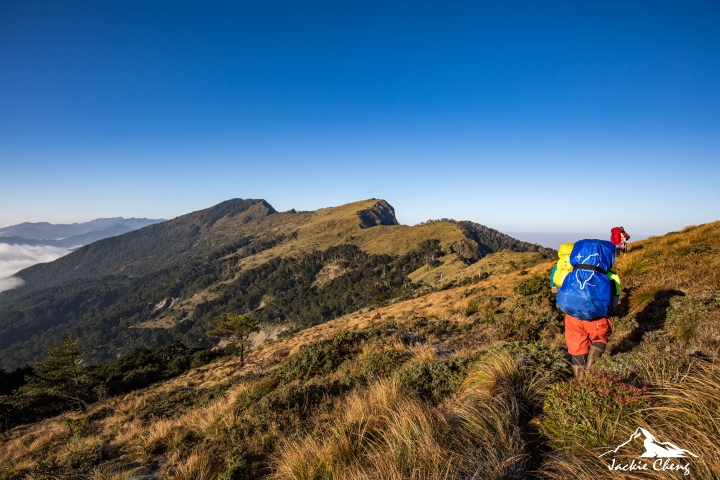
[556,240,620,381]
[550,242,621,308]
[610,226,630,254]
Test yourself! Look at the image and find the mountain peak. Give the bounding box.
[357,200,398,229]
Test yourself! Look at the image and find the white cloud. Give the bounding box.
[0,244,74,293]
[0,277,24,292]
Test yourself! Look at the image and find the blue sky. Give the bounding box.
[1,1,719,235]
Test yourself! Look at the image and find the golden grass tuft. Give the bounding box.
[615,253,653,280]
[639,362,720,478]
[165,449,222,480]
[89,464,143,480]
[406,343,440,362]
[270,379,454,479]
[271,352,547,479]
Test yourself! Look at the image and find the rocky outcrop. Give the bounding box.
[357,200,399,229]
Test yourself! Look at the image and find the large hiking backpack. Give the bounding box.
[610,227,624,246]
[556,239,616,320]
[552,243,575,287]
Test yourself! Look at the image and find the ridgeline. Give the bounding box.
[0,198,552,369]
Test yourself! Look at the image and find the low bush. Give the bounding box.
[395,359,467,403]
[354,346,408,384]
[514,275,547,296]
[541,370,649,449]
[254,381,346,424]
[273,331,363,383]
[494,312,546,341]
[497,342,570,380]
[219,452,264,480]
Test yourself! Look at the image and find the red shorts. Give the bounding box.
[564,314,613,356]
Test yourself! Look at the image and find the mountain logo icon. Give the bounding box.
[600,427,699,459]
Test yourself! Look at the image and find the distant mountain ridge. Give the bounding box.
[0,198,553,368]
[0,217,164,242]
[0,225,135,248]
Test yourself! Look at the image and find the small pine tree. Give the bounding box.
[17,336,94,412]
[208,313,260,363]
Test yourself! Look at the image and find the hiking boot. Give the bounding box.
[586,345,604,371]
[572,364,587,381]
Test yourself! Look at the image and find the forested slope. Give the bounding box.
[0,198,552,368]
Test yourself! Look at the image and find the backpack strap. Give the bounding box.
[574,264,608,275]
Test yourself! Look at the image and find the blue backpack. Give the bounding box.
[556,239,616,320]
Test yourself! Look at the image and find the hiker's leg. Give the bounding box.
[565,314,591,380]
[585,318,612,370]
[571,353,588,381]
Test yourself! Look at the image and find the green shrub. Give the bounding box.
[514,275,547,296]
[459,286,484,298]
[676,242,712,256]
[364,320,400,340]
[396,359,467,403]
[463,298,480,316]
[63,417,90,439]
[469,295,502,324]
[254,381,345,423]
[355,346,408,384]
[57,443,109,474]
[274,331,363,383]
[415,319,457,338]
[494,313,544,341]
[219,453,264,480]
[541,370,649,448]
[497,342,570,380]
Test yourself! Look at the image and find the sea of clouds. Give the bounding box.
[0,244,75,293]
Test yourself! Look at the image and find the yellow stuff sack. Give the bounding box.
[552,242,574,287]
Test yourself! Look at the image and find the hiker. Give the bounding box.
[610,226,630,253]
[550,242,621,307]
[556,240,620,381]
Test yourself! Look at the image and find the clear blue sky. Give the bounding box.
[1,1,718,235]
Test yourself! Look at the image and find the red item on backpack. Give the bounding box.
[610,227,628,246]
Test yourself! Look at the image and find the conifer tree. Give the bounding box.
[17,336,93,412]
[208,313,260,363]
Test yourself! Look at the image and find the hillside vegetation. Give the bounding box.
[0,199,551,368]
[0,221,718,479]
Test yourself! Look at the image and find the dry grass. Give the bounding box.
[2,221,719,478]
[165,449,223,480]
[89,464,143,480]
[270,351,547,480]
[629,283,664,315]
